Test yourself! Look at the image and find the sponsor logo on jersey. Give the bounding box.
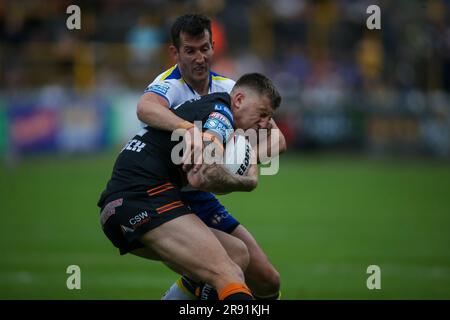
[120,224,135,234]
[147,82,170,96]
[214,104,233,123]
[205,119,219,129]
[129,211,151,229]
[204,117,234,143]
[210,212,230,225]
[209,112,232,127]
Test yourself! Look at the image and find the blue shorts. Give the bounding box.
[180,191,240,233]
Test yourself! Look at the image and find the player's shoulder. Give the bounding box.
[210,70,235,83]
[144,65,186,104]
[202,92,235,143]
[174,92,232,119]
[210,71,235,93]
[174,92,230,112]
[201,92,232,110]
[146,65,183,89]
[154,65,183,82]
[201,92,234,123]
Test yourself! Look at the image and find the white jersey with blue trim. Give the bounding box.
[143,65,236,198]
[144,65,235,109]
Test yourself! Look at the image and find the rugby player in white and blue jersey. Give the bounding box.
[136,14,286,300]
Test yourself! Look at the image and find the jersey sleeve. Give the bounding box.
[203,105,235,144]
[143,79,181,108]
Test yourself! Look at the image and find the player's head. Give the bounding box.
[169,14,214,86]
[230,73,281,131]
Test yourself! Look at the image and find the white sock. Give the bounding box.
[161,278,198,300]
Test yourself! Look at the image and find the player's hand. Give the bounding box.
[186,165,204,189]
[182,125,203,173]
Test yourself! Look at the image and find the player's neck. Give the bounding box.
[186,78,210,96]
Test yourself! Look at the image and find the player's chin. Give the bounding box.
[192,67,207,77]
[193,72,208,81]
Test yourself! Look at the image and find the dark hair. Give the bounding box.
[233,73,282,110]
[171,14,212,49]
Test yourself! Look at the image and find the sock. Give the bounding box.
[218,283,253,300]
[200,283,219,300]
[253,291,281,300]
[161,276,200,300]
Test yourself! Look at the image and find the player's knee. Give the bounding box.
[265,268,281,292]
[252,264,280,293]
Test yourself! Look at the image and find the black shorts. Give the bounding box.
[99,181,191,255]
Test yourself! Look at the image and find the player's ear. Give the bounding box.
[169,45,179,61]
[233,91,244,110]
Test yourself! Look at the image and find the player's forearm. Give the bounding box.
[137,96,185,132]
[190,164,258,193]
[203,165,258,193]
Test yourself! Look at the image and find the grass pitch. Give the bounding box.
[1,153,449,299]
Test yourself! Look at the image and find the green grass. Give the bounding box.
[1,153,450,299]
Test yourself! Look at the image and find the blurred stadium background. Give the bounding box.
[1,0,449,299]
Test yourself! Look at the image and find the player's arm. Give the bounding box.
[137,92,188,131]
[256,119,287,163]
[186,107,258,193]
[137,92,203,169]
[187,153,258,194]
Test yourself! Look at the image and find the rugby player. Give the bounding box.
[98,73,281,300]
[137,14,286,300]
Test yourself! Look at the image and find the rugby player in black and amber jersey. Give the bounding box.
[98,73,281,300]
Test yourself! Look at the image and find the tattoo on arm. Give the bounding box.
[190,163,258,193]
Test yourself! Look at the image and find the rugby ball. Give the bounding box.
[224,134,252,176]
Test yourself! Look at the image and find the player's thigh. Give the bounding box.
[131,240,200,279]
[131,246,162,261]
[138,214,238,280]
[133,226,249,276]
[131,247,187,276]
